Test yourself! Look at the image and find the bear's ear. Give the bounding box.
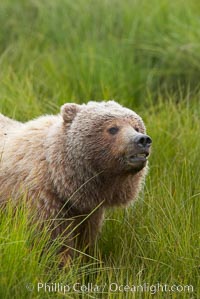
[61,103,81,123]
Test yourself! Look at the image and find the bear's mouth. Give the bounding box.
[128,152,149,163]
[124,152,149,172]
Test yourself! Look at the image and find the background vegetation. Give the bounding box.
[0,0,199,298]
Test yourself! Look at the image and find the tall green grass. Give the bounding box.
[0,0,200,298]
[1,0,200,118]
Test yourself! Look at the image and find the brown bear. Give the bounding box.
[0,101,152,263]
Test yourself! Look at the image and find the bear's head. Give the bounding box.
[61,101,152,175]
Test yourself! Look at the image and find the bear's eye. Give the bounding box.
[108,126,119,135]
[134,127,139,132]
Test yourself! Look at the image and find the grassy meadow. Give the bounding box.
[0,0,200,298]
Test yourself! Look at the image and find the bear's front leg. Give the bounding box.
[76,208,105,253]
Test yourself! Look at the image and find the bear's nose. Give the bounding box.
[134,134,152,148]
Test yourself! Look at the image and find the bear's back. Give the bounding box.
[0,114,22,138]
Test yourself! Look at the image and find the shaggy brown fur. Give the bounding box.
[0,101,151,263]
